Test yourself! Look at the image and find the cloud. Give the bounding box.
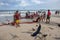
[44,0,60,7]
[17,0,29,7]
[45,0,59,3]
[0,2,9,6]
[15,0,21,1]
[0,0,60,10]
[31,0,45,4]
[20,0,29,6]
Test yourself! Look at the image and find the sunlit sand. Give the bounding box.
[0,16,60,40]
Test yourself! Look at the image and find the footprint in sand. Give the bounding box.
[9,33,20,40]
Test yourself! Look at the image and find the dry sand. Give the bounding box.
[0,17,60,40]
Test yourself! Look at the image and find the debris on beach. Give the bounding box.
[9,33,19,39]
[58,24,60,27]
[48,27,54,30]
[54,37,60,40]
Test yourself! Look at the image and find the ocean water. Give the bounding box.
[0,10,58,23]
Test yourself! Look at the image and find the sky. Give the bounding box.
[0,0,60,10]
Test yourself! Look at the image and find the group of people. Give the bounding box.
[55,10,60,15]
[26,12,39,19]
[12,10,51,28]
[33,10,51,23]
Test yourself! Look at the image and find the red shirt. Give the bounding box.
[14,13,20,20]
[48,11,51,16]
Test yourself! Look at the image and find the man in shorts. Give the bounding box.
[14,11,20,28]
[46,10,51,23]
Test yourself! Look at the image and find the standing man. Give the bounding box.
[46,10,51,23]
[14,10,20,28]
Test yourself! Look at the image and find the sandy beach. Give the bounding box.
[0,16,60,40]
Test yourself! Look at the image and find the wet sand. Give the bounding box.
[0,16,60,40]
